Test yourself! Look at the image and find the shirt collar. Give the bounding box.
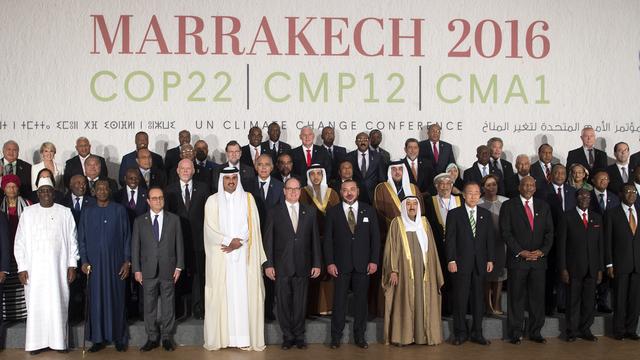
[180,179,193,188]
[577,207,589,216]
[150,209,164,217]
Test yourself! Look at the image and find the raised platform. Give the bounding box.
[1,312,630,349]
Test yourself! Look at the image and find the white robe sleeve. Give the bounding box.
[14,211,29,273]
[64,209,79,268]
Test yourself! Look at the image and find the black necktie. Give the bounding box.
[153,215,160,241]
[260,181,266,200]
[361,153,367,174]
[184,183,191,209]
[588,149,594,168]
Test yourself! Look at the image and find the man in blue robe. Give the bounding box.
[78,179,131,352]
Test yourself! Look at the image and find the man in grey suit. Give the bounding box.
[132,187,184,352]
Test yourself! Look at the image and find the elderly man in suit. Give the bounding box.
[605,183,640,341]
[263,122,292,164]
[324,180,380,349]
[499,176,554,344]
[505,154,532,198]
[165,159,210,320]
[134,148,166,191]
[1,140,32,196]
[85,156,118,197]
[63,137,108,189]
[419,123,456,175]
[263,177,321,349]
[132,187,184,352]
[566,128,608,179]
[557,189,603,342]
[291,126,332,185]
[446,182,495,345]
[346,132,385,204]
[488,137,514,196]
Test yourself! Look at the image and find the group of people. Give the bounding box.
[0,123,639,354]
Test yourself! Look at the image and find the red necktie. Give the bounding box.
[545,164,551,183]
[306,149,312,167]
[524,200,534,231]
[433,142,439,164]
[582,212,588,229]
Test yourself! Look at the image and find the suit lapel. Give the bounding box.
[517,200,532,231]
[366,153,377,177]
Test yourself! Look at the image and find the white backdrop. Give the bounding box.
[1,1,640,176]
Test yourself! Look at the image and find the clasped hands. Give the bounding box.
[221,238,243,253]
[519,249,544,261]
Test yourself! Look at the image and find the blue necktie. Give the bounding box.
[74,197,81,212]
[153,215,160,242]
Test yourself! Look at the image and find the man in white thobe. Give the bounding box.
[14,177,78,354]
[203,167,266,351]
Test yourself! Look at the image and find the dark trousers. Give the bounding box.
[612,272,640,336]
[143,277,176,341]
[192,251,206,316]
[331,271,369,341]
[452,270,485,338]
[264,277,276,319]
[565,274,596,336]
[508,267,546,339]
[276,275,309,341]
[596,276,611,308]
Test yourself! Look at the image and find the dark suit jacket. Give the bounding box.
[557,209,603,278]
[263,202,321,276]
[115,187,149,229]
[418,140,456,174]
[606,164,631,196]
[119,150,164,186]
[240,144,270,170]
[262,140,292,163]
[325,145,347,181]
[445,206,495,274]
[545,183,577,225]
[323,202,380,273]
[164,146,181,177]
[499,197,554,270]
[589,189,620,215]
[403,157,434,195]
[131,211,185,280]
[629,151,640,174]
[566,147,608,176]
[605,205,640,274]
[211,162,256,193]
[371,147,391,170]
[165,180,210,257]
[250,177,285,230]
[61,193,97,225]
[463,161,505,194]
[1,158,32,196]
[530,161,554,199]
[63,155,107,189]
[168,163,211,189]
[0,214,11,273]
[346,150,385,204]
[505,174,524,199]
[138,167,167,190]
[291,145,332,184]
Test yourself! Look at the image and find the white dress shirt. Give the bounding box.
[180,179,193,204]
[342,201,359,220]
[258,176,271,198]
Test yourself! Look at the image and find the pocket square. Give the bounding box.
[363,217,369,223]
[593,224,601,228]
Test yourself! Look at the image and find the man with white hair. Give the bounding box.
[291,126,332,185]
[382,196,444,346]
[1,140,32,196]
[14,177,78,354]
[423,173,463,316]
[203,167,266,351]
[566,127,608,177]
